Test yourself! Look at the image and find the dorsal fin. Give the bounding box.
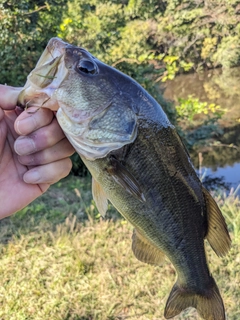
[202,187,231,257]
[92,178,108,217]
[132,229,165,265]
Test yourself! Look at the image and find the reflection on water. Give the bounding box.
[199,163,240,196]
[164,67,240,128]
[163,68,240,194]
[206,163,240,190]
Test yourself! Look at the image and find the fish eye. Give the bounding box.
[77,59,98,75]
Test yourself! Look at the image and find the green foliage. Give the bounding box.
[175,95,226,147]
[71,153,89,176]
[161,56,194,82]
[176,95,225,123]
[212,36,240,68]
[2,0,240,87]
[0,0,67,86]
[154,0,240,69]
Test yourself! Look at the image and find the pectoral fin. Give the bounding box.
[92,178,108,217]
[203,187,231,257]
[107,156,146,203]
[132,229,165,265]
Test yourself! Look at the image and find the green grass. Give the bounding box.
[0,175,239,320]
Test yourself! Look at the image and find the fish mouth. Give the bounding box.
[18,38,69,111]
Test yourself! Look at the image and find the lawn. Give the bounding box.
[0,175,239,320]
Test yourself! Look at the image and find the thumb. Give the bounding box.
[0,85,22,110]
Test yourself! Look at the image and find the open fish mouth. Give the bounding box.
[18,38,68,111]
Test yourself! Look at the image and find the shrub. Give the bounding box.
[0,0,67,86]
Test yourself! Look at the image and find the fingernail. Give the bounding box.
[24,170,40,183]
[14,136,36,155]
[16,116,36,135]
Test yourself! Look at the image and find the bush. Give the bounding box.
[153,0,240,69]
[2,0,240,88]
[0,0,67,86]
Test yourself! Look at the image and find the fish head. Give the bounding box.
[18,38,138,160]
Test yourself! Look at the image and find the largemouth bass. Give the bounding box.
[18,38,231,320]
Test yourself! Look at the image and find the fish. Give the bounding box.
[18,37,231,320]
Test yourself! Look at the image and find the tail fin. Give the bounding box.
[164,277,225,320]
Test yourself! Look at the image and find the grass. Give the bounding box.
[0,175,239,320]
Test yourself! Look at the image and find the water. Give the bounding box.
[200,163,240,195]
[163,68,240,195]
[207,163,240,190]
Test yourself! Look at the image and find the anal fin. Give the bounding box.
[132,229,165,265]
[202,187,231,257]
[92,178,108,217]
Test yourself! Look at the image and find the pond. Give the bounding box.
[163,67,240,195]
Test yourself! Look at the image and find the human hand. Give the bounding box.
[0,85,75,218]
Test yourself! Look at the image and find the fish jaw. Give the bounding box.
[18,38,68,111]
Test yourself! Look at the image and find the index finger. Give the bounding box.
[14,107,54,136]
[0,85,22,110]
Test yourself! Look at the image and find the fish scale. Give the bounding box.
[84,124,210,287]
